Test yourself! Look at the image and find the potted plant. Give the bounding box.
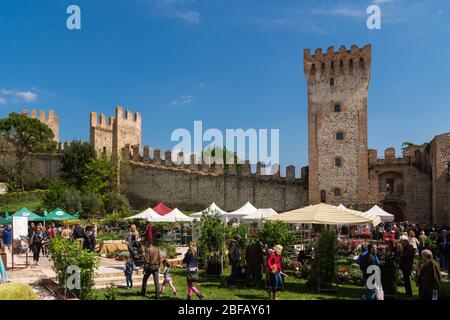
[197,209,226,276]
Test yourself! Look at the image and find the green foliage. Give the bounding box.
[157,241,178,259]
[425,237,437,251]
[103,191,131,215]
[0,283,39,300]
[0,112,56,191]
[82,157,117,195]
[307,230,337,288]
[100,212,130,228]
[42,181,73,210]
[198,209,226,265]
[60,141,96,189]
[47,237,99,300]
[258,221,296,251]
[80,191,103,218]
[202,146,244,172]
[0,189,46,213]
[336,266,363,285]
[104,283,118,300]
[226,223,249,249]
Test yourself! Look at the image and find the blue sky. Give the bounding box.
[0,0,449,174]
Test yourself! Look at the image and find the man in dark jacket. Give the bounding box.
[141,241,161,298]
[72,223,86,249]
[399,237,415,296]
[1,226,12,252]
[418,249,441,300]
[245,240,264,286]
[227,235,241,287]
[83,226,96,252]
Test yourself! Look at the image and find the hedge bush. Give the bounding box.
[47,237,99,300]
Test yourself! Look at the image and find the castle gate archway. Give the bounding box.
[381,201,405,222]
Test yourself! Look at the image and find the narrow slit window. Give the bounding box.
[320,190,326,203]
[335,157,342,167]
[330,78,335,86]
[336,132,344,140]
[334,104,341,112]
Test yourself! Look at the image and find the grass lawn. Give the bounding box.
[0,283,38,300]
[96,268,422,300]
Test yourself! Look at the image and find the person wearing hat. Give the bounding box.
[227,234,242,288]
[399,235,415,297]
[266,244,283,300]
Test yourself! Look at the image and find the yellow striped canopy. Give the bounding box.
[266,203,381,226]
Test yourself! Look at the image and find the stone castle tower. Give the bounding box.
[22,109,59,142]
[90,106,142,160]
[304,44,372,205]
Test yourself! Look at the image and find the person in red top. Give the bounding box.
[146,224,153,244]
[266,244,283,300]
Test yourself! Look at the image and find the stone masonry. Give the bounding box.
[22,109,59,142]
[304,44,371,205]
[11,44,450,225]
[90,106,142,161]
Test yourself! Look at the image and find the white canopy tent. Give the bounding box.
[191,202,228,220]
[267,203,381,226]
[242,208,278,221]
[223,201,257,223]
[365,205,395,222]
[165,208,194,222]
[125,207,162,220]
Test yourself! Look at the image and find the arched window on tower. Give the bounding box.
[349,59,354,72]
[320,190,326,203]
[447,163,450,176]
[359,57,365,68]
[340,60,344,72]
[311,64,316,74]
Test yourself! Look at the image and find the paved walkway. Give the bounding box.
[3,246,189,298]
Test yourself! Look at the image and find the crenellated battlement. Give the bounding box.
[22,109,59,142]
[90,106,142,158]
[121,145,303,182]
[115,106,141,124]
[303,44,371,82]
[90,112,115,131]
[368,145,428,167]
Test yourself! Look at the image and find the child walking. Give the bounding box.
[124,257,135,289]
[160,259,177,296]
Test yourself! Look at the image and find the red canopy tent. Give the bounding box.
[152,202,172,215]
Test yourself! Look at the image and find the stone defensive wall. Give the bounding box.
[122,145,309,212]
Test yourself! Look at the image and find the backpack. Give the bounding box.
[128,240,145,267]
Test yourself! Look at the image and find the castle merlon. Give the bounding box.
[303,44,371,78]
[121,145,302,181]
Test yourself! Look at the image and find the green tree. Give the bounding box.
[307,230,337,288]
[80,191,103,218]
[60,141,96,189]
[82,156,117,195]
[103,191,131,215]
[42,180,72,210]
[258,221,296,252]
[0,112,56,191]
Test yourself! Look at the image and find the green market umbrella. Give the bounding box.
[44,207,77,221]
[12,207,45,222]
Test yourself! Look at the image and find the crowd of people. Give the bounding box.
[0,221,98,267]
[355,221,449,300]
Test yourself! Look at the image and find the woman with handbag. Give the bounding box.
[182,241,204,300]
[266,244,284,300]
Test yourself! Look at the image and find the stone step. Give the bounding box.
[94,275,164,289]
[94,268,145,279]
